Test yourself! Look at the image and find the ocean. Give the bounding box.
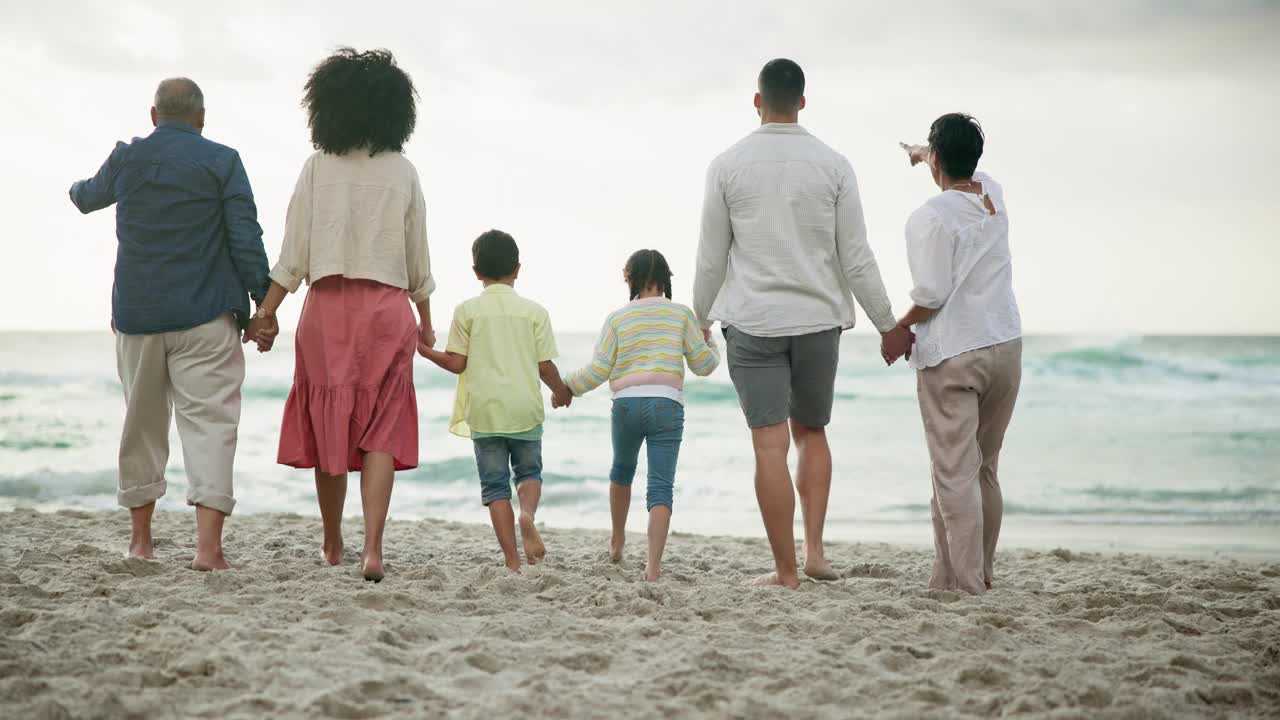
[1,332,1277,558]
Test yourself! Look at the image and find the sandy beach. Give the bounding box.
[0,509,1276,719]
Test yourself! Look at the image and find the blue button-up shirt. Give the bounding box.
[69,120,270,335]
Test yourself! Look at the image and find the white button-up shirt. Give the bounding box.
[693,124,896,337]
[906,172,1022,369]
[270,150,435,303]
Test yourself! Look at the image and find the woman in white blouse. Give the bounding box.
[893,114,1022,595]
[251,49,435,582]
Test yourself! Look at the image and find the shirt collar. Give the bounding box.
[631,296,668,305]
[156,119,199,134]
[754,123,810,135]
[483,283,516,295]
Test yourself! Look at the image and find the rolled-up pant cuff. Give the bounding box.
[118,479,167,509]
[188,491,235,515]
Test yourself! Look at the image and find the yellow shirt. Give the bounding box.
[446,284,558,438]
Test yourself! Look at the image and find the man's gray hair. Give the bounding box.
[154,77,204,117]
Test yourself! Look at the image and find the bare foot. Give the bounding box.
[320,540,343,566]
[127,539,154,560]
[519,512,545,565]
[191,551,230,572]
[644,566,661,582]
[505,559,522,574]
[609,536,624,563]
[749,572,800,590]
[803,556,839,581]
[361,555,384,582]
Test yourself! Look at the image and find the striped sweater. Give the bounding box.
[564,297,720,397]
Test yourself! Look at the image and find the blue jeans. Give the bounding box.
[473,437,543,505]
[610,398,684,510]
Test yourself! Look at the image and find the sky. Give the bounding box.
[2,0,1277,335]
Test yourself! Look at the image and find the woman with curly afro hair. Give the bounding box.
[253,48,435,581]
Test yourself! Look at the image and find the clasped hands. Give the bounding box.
[243,314,279,352]
[880,324,914,366]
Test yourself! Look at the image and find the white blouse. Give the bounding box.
[270,151,435,303]
[905,172,1022,369]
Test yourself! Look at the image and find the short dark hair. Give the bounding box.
[304,48,417,156]
[927,113,985,178]
[472,230,520,279]
[624,249,673,300]
[758,58,805,112]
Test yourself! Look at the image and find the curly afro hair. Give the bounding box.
[304,47,417,156]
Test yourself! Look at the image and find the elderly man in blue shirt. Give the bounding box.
[69,77,275,571]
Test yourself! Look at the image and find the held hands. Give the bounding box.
[880,324,915,366]
[416,323,436,359]
[243,314,279,353]
[551,385,573,410]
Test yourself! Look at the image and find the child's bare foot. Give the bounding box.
[191,550,230,572]
[749,572,800,590]
[803,556,838,581]
[644,565,661,582]
[609,536,624,563]
[504,559,522,574]
[127,538,154,560]
[321,540,343,566]
[519,512,545,565]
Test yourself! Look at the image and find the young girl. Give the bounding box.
[563,249,719,581]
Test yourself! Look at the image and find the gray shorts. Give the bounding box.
[723,326,842,429]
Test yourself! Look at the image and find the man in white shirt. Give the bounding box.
[693,59,913,589]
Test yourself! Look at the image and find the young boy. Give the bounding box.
[420,229,572,573]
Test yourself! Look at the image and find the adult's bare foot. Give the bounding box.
[127,539,155,560]
[750,571,800,590]
[320,540,343,566]
[505,559,522,574]
[191,551,230,572]
[644,565,661,582]
[609,536,624,563]
[519,512,545,565]
[361,554,384,582]
[803,556,839,581]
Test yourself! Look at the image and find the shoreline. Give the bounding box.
[2,508,1277,718]
[2,501,1276,561]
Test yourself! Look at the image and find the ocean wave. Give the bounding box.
[0,469,118,500]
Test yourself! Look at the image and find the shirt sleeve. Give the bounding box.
[533,307,559,362]
[222,151,271,304]
[834,159,896,332]
[270,156,314,293]
[692,159,731,330]
[69,142,127,214]
[404,167,436,304]
[905,205,953,309]
[563,317,618,396]
[445,304,471,356]
[682,307,720,377]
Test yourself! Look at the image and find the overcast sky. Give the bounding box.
[2,0,1277,334]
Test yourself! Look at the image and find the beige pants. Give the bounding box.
[916,338,1022,594]
[116,313,245,515]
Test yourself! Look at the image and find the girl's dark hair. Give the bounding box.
[927,112,984,179]
[624,249,673,300]
[304,47,417,156]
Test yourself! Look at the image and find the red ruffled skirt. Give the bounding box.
[277,276,419,473]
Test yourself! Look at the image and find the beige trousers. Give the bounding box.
[916,338,1022,594]
[115,313,244,515]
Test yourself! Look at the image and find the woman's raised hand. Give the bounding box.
[900,142,931,167]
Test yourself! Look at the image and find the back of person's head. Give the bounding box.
[153,77,204,119]
[304,47,417,156]
[928,113,985,178]
[473,229,520,280]
[757,58,805,113]
[624,249,673,300]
